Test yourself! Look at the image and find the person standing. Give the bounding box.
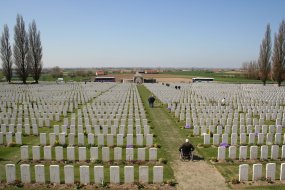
[148,95,156,108]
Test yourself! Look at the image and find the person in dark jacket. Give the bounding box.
[148,95,156,108]
[179,139,195,160]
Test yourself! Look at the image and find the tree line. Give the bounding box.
[243,20,285,86]
[0,14,42,84]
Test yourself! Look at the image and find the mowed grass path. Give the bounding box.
[138,85,230,190]
[138,85,183,162]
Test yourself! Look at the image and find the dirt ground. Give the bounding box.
[171,160,229,190]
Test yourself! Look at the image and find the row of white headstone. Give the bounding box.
[63,118,149,128]
[239,163,285,182]
[203,133,285,146]
[52,124,151,135]
[144,83,285,125]
[217,145,285,160]
[21,145,158,162]
[195,124,283,135]
[39,133,153,146]
[0,132,22,145]
[5,164,163,184]
[1,124,39,135]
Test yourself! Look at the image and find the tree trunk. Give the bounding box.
[278,81,281,87]
[263,80,266,86]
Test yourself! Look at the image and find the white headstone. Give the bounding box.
[88,133,94,145]
[239,146,247,160]
[94,166,104,184]
[252,164,262,181]
[21,145,29,160]
[102,147,110,162]
[40,133,46,145]
[67,147,75,161]
[218,147,226,160]
[153,166,163,183]
[110,166,120,184]
[271,145,279,160]
[107,134,114,146]
[127,134,133,146]
[280,163,285,181]
[32,146,40,161]
[78,133,85,146]
[126,148,134,161]
[50,165,60,184]
[204,134,210,145]
[35,164,45,183]
[55,146,63,161]
[266,163,276,181]
[90,147,98,161]
[68,133,75,145]
[80,165,90,185]
[5,164,16,184]
[97,134,104,146]
[64,165,74,184]
[114,147,122,161]
[124,166,134,183]
[231,133,237,146]
[15,132,22,144]
[213,134,220,146]
[257,133,264,145]
[138,148,146,161]
[44,146,52,160]
[117,134,124,146]
[139,166,148,183]
[20,164,31,183]
[260,145,268,160]
[250,146,258,160]
[239,164,248,182]
[79,147,87,161]
[59,133,66,145]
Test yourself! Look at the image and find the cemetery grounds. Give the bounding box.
[0,81,285,190]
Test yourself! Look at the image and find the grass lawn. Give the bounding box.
[163,70,266,83]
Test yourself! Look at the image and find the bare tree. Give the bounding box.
[242,61,259,79]
[0,24,13,82]
[51,66,63,78]
[258,24,271,85]
[28,20,42,83]
[14,14,29,84]
[272,20,285,87]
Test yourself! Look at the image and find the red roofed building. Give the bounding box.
[95,70,105,76]
[145,70,159,74]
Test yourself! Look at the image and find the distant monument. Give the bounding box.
[133,72,143,84]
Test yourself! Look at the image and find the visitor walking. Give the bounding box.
[148,95,156,108]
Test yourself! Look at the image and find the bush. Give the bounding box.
[167,179,178,186]
[13,179,23,187]
[231,177,240,184]
[135,181,145,189]
[158,158,168,164]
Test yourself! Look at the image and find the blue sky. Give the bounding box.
[0,0,284,68]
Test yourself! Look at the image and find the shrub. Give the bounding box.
[95,160,103,164]
[158,158,168,164]
[13,179,23,187]
[135,181,145,189]
[266,177,274,184]
[231,177,240,184]
[167,179,178,186]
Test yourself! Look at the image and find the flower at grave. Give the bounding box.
[167,107,171,110]
[219,142,229,148]
[126,145,133,148]
[254,132,258,137]
[185,124,191,129]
